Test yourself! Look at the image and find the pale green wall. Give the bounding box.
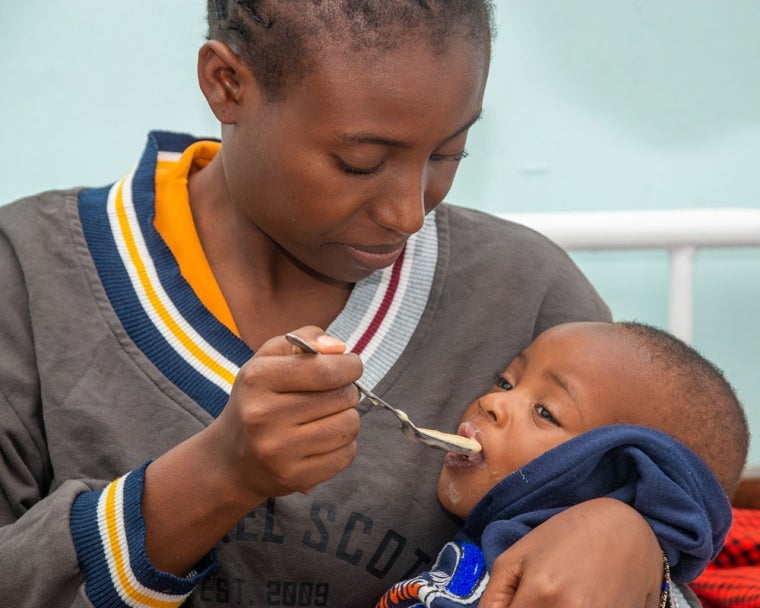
[2,2,760,464]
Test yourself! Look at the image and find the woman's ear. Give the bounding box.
[197,40,258,124]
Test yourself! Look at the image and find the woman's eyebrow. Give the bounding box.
[337,132,409,148]
[336,110,484,149]
[446,110,484,141]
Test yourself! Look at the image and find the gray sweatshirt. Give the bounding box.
[0,132,617,607]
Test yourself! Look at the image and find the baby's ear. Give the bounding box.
[196,40,261,124]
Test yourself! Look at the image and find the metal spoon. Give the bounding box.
[285,333,481,456]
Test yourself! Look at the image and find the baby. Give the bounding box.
[377,321,749,608]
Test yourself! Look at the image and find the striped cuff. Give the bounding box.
[70,462,216,607]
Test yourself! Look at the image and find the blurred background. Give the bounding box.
[2,2,759,464]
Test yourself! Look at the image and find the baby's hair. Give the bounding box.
[206,0,495,99]
[615,321,749,498]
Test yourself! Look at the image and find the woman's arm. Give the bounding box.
[141,328,362,575]
[480,498,665,607]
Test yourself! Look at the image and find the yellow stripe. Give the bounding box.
[114,179,237,387]
[153,141,238,336]
[103,481,183,608]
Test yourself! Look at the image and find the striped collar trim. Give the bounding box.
[329,212,438,390]
[79,131,438,416]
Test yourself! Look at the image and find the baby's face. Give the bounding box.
[437,322,656,519]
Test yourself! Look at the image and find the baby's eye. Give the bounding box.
[534,404,560,427]
[495,375,513,391]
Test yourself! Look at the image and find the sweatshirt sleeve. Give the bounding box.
[70,462,216,607]
[0,216,215,607]
[0,221,93,606]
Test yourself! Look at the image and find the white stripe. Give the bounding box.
[342,263,396,353]
[341,214,426,354]
[156,151,183,163]
[96,477,191,607]
[329,211,438,389]
[107,173,239,392]
[356,233,416,364]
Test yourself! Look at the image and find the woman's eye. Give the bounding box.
[535,404,560,427]
[495,375,513,391]
[430,149,469,163]
[337,158,384,176]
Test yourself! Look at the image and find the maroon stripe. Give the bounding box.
[352,247,406,355]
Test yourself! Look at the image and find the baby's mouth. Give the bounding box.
[444,421,485,467]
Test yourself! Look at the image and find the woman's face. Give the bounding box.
[220,36,489,283]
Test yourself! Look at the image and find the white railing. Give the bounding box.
[499,208,760,344]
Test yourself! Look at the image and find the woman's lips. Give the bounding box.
[344,242,406,270]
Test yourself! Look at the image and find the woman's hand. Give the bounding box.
[143,326,362,575]
[480,498,664,608]
[210,325,363,502]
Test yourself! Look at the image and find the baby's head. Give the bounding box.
[438,321,748,519]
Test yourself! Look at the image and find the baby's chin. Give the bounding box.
[437,478,470,520]
[437,473,488,521]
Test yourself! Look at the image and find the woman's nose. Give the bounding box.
[370,170,426,236]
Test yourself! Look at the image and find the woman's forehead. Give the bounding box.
[281,37,488,136]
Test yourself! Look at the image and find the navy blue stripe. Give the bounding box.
[79,186,232,417]
[70,466,209,605]
[77,132,252,418]
[122,464,213,594]
[70,486,126,607]
[133,135,251,365]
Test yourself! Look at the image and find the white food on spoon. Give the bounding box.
[417,428,482,454]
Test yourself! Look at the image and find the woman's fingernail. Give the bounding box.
[316,335,346,350]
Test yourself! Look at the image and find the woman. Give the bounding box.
[0,1,682,606]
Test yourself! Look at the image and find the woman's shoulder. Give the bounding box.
[0,188,85,262]
[433,203,611,325]
[439,203,567,251]
[0,188,82,227]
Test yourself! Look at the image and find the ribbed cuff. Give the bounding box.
[70,462,216,607]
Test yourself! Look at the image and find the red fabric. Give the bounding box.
[691,509,760,607]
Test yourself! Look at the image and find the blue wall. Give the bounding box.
[3,2,759,464]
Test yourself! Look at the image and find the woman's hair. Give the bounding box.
[616,321,750,498]
[206,0,495,99]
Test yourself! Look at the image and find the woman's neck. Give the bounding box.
[187,155,353,350]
